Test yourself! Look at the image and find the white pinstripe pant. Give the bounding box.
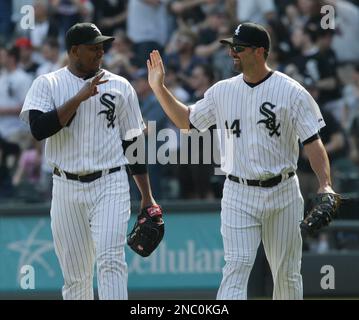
[50,169,130,300]
[217,175,304,300]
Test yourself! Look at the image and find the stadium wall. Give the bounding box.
[0,201,358,299]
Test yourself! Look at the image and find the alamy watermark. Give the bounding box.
[320,265,335,290]
[20,265,35,290]
[20,5,35,30]
[321,5,335,30]
[124,122,235,175]
[19,4,335,31]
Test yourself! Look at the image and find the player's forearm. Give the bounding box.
[324,133,344,154]
[56,96,82,127]
[0,106,22,115]
[170,0,205,13]
[316,77,336,90]
[195,41,221,58]
[132,174,156,208]
[304,139,332,188]
[151,84,190,130]
[12,166,24,186]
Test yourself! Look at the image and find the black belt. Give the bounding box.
[53,166,122,183]
[227,172,295,188]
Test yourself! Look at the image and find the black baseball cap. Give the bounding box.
[220,22,270,51]
[65,23,114,51]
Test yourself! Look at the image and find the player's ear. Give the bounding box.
[70,45,79,57]
[255,47,265,59]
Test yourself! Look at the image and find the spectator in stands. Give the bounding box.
[322,0,359,65]
[315,27,342,106]
[104,30,139,78]
[12,137,42,188]
[169,0,209,28]
[165,64,191,103]
[343,64,359,130]
[178,64,217,199]
[0,1,13,43]
[0,46,32,150]
[266,17,298,67]
[195,5,227,59]
[0,135,20,199]
[349,118,359,163]
[163,63,191,199]
[36,38,61,76]
[286,22,344,123]
[15,37,40,79]
[51,0,93,49]
[132,68,169,199]
[127,0,170,67]
[235,0,276,25]
[93,0,128,36]
[283,0,321,31]
[10,0,34,36]
[297,78,348,204]
[297,0,322,23]
[165,28,206,94]
[188,64,216,102]
[29,0,59,52]
[195,9,235,80]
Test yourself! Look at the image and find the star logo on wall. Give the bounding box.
[7,219,55,283]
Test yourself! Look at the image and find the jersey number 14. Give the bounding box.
[225,119,241,138]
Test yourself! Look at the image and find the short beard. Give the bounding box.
[76,61,100,79]
[234,60,243,73]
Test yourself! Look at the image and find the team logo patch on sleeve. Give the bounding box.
[257,102,281,137]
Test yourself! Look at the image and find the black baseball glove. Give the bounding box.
[127,204,164,257]
[300,193,342,236]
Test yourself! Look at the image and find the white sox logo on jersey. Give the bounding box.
[257,102,281,137]
[99,93,116,128]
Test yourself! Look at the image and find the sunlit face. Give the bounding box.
[317,34,333,50]
[133,78,149,97]
[353,69,359,83]
[228,45,256,73]
[297,0,315,15]
[0,48,7,67]
[176,35,194,53]
[191,66,206,89]
[112,38,127,53]
[41,44,52,61]
[291,28,304,49]
[72,43,104,75]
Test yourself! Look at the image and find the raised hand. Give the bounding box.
[147,50,165,91]
[75,71,108,102]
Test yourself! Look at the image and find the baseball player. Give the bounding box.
[147,22,337,300]
[20,23,160,300]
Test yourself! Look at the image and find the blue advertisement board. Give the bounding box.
[0,213,224,293]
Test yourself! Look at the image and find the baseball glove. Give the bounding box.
[300,193,341,236]
[127,204,164,257]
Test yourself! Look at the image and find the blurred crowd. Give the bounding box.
[1,0,359,244]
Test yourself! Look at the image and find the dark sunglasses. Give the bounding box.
[230,45,257,53]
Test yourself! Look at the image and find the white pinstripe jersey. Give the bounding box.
[20,67,145,174]
[189,71,325,179]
